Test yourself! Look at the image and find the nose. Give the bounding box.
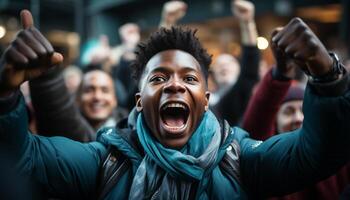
[293,109,304,122]
[92,89,103,100]
[163,76,186,94]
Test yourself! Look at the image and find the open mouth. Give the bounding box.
[160,102,190,134]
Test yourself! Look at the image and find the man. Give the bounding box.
[108,23,140,111]
[275,86,304,133]
[0,10,350,200]
[77,69,126,131]
[210,0,260,125]
[30,67,126,142]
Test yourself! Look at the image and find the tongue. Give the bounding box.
[163,114,185,127]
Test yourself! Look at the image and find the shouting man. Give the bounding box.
[0,10,350,199]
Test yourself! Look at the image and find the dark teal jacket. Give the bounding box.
[0,76,350,199]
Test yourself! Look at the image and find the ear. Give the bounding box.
[135,92,143,112]
[204,91,210,111]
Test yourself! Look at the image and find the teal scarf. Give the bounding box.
[129,111,231,199]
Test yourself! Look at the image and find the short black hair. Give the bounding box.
[131,27,212,86]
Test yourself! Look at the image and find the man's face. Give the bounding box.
[212,54,240,88]
[136,50,210,149]
[276,100,303,133]
[78,70,117,125]
[120,24,140,49]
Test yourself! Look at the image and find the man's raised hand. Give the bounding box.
[271,18,333,77]
[0,10,63,97]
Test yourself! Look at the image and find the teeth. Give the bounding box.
[163,103,186,110]
[91,103,104,110]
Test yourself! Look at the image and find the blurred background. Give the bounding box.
[0,0,348,67]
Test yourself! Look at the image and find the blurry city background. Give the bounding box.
[0,0,348,67]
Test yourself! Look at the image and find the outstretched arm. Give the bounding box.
[0,10,107,199]
[239,18,350,197]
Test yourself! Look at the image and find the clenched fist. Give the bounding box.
[232,0,255,22]
[271,18,333,77]
[160,1,187,28]
[0,10,63,97]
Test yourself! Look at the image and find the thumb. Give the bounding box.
[20,10,34,29]
[50,52,64,66]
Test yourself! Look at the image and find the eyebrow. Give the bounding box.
[149,66,199,74]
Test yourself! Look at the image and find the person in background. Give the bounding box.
[242,57,304,138]
[63,65,82,94]
[104,23,140,111]
[85,35,112,68]
[209,54,241,103]
[210,0,260,125]
[108,23,140,71]
[76,69,127,133]
[242,30,350,199]
[159,0,187,29]
[30,66,127,142]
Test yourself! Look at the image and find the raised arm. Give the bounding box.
[233,0,257,46]
[29,68,95,142]
[214,0,260,125]
[159,1,187,29]
[0,10,107,199]
[239,18,350,197]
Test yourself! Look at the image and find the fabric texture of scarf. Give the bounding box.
[128,111,230,199]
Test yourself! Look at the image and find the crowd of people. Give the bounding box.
[0,0,350,199]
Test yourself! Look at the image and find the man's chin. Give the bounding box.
[86,115,110,124]
[159,136,190,149]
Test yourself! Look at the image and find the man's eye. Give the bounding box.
[150,76,166,83]
[83,87,94,93]
[184,76,197,83]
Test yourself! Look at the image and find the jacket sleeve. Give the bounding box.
[213,45,260,125]
[29,68,95,142]
[239,71,350,198]
[0,93,107,199]
[241,69,291,140]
